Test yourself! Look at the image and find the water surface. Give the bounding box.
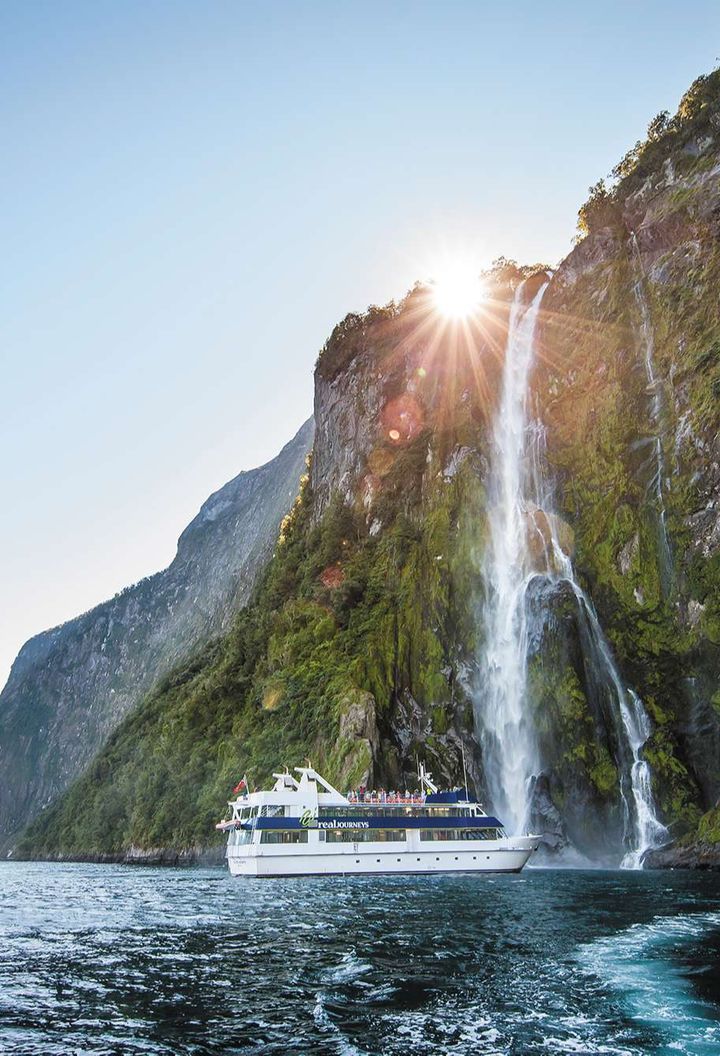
[1,863,719,1054]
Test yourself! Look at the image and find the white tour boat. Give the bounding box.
[216,764,540,877]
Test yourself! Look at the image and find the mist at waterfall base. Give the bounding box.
[475,279,667,869]
[2,863,720,1056]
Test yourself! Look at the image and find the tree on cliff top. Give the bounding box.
[576,67,720,238]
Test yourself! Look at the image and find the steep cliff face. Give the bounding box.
[17,70,720,866]
[17,288,515,859]
[536,72,720,860]
[0,418,313,851]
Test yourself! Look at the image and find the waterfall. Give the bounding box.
[477,280,547,835]
[630,233,673,595]
[549,541,668,867]
[476,276,667,867]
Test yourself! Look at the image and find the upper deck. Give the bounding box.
[216,764,503,833]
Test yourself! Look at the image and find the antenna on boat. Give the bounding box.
[418,762,437,795]
[461,743,469,801]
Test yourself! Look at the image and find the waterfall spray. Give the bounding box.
[476,275,667,867]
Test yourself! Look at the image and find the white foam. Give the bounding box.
[578,911,720,1054]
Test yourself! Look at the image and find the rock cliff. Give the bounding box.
[0,418,313,852]
[536,71,720,863]
[16,69,720,867]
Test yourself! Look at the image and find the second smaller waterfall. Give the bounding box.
[630,233,673,595]
[550,542,669,866]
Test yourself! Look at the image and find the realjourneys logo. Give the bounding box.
[317,820,370,829]
[298,809,369,830]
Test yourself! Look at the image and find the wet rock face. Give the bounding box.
[0,418,314,851]
[678,664,720,806]
[643,841,720,870]
[524,577,627,859]
[536,129,720,858]
[529,774,566,855]
[686,430,720,559]
[524,504,575,569]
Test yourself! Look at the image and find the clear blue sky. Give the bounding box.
[1,1,718,688]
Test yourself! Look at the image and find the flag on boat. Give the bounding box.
[232,776,247,794]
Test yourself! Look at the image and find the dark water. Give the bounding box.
[1,864,719,1055]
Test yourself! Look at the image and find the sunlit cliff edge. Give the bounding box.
[12,69,720,868]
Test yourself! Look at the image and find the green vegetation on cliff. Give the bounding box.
[21,426,486,857]
[18,68,720,865]
[578,68,720,236]
[540,69,720,840]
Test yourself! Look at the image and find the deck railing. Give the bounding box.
[346,792,425,804]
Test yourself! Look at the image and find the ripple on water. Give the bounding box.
[0,864,719,1055]
[578,910,720,1056]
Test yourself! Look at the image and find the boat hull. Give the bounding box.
[227,838,539,877]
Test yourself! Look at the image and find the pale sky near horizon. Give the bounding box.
[2,1,719,689]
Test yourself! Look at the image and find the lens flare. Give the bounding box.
[431,259,486,319]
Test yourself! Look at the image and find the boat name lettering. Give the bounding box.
[317,820,370,830]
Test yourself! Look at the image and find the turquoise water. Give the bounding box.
[0,863,719,1054]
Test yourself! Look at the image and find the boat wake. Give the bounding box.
[578,910,720,1055]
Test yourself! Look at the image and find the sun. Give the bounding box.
[431,258,486,319]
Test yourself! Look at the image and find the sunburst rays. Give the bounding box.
[357,270,614,460]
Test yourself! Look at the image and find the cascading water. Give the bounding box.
[477,280,547,835]
[549,542,669,867]
[476,276,667,867]
[630,232,673,595]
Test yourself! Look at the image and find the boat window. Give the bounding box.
[233,830,253,845]
[419,828,500,841]
[260,831,309,844]
[325,829,406,843]
[420,829,451,841]
[374,829,406,841]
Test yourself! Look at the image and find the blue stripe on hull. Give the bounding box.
[250,815,503,830]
